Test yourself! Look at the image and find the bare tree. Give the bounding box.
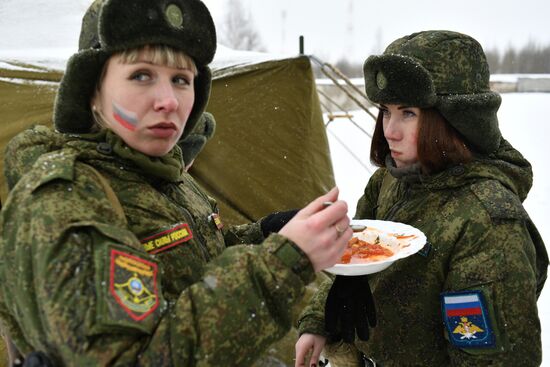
[485,47,501,73]
[500,47,517,73]
[219,0,265,51]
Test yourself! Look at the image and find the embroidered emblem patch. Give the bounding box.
[141,223,193,254]
[110,249,159,321]
[441,290,495,348]
[209,213,224,230]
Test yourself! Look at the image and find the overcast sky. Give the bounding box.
[1,0,548,64]
[205,0,550,62]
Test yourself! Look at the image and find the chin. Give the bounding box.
[140,144,173,157]
[148,149,172,157]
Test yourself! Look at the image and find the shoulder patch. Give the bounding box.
[441,290,495,349]
[110,248,159,321]
[470,180,528,220]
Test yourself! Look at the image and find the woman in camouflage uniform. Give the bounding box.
[295,30,548,367]
[0,0,353,366]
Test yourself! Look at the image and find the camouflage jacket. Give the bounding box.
[298,139,548,366]
[0,126,314,366]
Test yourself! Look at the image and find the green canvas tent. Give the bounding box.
[0,54,335,224]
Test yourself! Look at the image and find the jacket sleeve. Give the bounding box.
[0,163,314,366]
[443,181,544,366]
[296,276,332,336]
[200,193,265,246]
[222,222,265,246]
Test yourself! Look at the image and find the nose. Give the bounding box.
[153,80,179,112]
[383,117,401,141]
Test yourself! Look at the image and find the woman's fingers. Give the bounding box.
[279,187,352,272]
[295,334,327,367]
[296,187,339,218]
[334,216,351,237]
[308,338,325,367]
[294,339,311,367]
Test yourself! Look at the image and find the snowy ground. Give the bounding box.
[327,92,550,365]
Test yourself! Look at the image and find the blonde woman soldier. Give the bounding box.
[0,0,353,365]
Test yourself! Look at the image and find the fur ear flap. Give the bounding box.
[182,66,212,138]
[179,112,216,166]
[53,49,109,133]
[437,92,502,154]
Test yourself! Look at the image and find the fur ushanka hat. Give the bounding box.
[364,30,502,154]
[53,0,216,139]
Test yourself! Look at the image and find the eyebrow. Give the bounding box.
[130,60,193,71]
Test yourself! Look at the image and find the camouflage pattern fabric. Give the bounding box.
[0,126,314,366]
[298,139,548,366]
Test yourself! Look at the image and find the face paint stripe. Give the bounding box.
[113,112,137,131]
[113,102,138,131]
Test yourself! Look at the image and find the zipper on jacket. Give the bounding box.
[177,205,213,262]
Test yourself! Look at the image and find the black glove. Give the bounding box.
[260,209,299,237]
[22,352,53,367]
[325,275,377,343]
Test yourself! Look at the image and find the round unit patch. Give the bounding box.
[376,71,388,90]
[165,4,184,28]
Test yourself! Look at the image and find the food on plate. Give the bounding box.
[340,237,394,263]
[339,226,418,264]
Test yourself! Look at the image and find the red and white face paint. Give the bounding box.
[92,53,195,157]
[113,102,139,131]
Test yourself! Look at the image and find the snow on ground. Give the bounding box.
[327,92,550,365]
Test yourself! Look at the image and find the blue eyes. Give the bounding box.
[130,71,192,86]
[131,72,151,82]
[379,108,417,119]
[172,76,191,86]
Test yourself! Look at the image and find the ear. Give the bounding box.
[91,92,100,112]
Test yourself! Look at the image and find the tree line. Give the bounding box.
[218,1,550,76]
[485,42,550,74]
[324,42,550,78]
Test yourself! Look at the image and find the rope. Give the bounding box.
[323,62,370,101]
[309,54,376,175]
[317,89,373,138]
[326,128,373,175]
[310,55,377,120]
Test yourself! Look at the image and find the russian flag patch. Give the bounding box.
[441,290,495,348]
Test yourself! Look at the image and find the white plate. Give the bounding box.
[325,219,427,276]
